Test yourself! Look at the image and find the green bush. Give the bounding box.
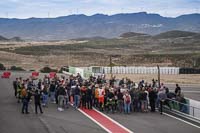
[0,63,6,70]
[40,66,57,73]
[10,66,25,71]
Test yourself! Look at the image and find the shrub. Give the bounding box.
[10,66,25,71]
[40,66,57,73]
[0,63,6,70]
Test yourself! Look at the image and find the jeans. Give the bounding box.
[50,91,55,102]
[134,99,140,112]
[65,95,69,108]
[22,98,28,113]
[58,95,66,108]
[35,103,43,114]
[42,94,48,106]
[118,100,123,113]
[74,95,80,108]
[141,100,148,111]
[180,103,187,113]
[124,102,131,114]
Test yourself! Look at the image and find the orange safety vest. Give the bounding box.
[98,89,105,103]
[95,88,99,99]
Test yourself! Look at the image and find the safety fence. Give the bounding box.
[167,98,200,119]
[62,66,200,76]
[179,68,200,74]
[93,66,180,75]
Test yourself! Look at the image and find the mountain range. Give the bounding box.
[0,12,200,40]
[0,35,23,42]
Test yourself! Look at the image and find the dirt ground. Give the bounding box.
[106,74,200,85]
[0,41,200,85]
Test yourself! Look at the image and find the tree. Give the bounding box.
[40,66,57,73]
[0,63,6,70]
[10,66,25,71]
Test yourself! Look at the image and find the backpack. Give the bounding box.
[21,89,27,97]
[126,95,130,104]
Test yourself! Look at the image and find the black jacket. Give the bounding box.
[34,93,41,104]
[57,87,66,96]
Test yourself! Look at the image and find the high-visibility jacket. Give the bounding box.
[98,88,105,103]
[95,88,99,99]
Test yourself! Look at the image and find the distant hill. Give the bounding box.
[120,32,149,38]
[0,35,9,41]
[153,30,199,39]
[0,12,200,40]
[72,36,107,41]
[0,35,23,42]
[10,37,23,42]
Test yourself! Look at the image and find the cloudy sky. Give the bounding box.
[0,0,199,18]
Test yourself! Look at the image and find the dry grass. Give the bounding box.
[106,74,200,84]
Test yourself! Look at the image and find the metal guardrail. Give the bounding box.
[166,98,200,119]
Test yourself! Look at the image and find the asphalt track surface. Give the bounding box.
[0,72,106,133]
[167,84,200,101]
[0,72,200,133]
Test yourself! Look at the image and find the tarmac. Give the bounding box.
[0,72,200,133]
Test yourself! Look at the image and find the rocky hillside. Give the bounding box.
[0,12,200,40]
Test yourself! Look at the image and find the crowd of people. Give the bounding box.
[13,73,187,115]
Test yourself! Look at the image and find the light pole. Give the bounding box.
[157,65,161,88]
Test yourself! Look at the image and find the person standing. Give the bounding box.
[38,79,42,90]
[123,91,131,114]
[98,86,105,111]
[21,86,29,114]
[117,89,124,113]
[86,85,93,109]
[34,90,43,114]
[74,84,80,109]
[42,85,49,107]
[107,89,115,113]
[149,88,157,112]
[49,81,56,103]
[140,88,148,112]
[158,89,171,114]
[94,84,99,108]
[57,84,66,111]
[81,85,87,108]
[13,78,18,97]
[175,84,181,95]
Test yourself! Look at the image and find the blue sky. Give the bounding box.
[0,0,199,18]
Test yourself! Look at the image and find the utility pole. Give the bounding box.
[157,65,161,88]
[48,12,50,18]
[6,12,8,18]
[110,55,112,75]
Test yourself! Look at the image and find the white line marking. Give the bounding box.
[78,109,112,133]
[170,109,200,122]
[163,113,200,129]
[93,108,134,133]
[182,91,200,93]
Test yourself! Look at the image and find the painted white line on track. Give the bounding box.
[163,113,200,129]
[93,108,134,133]
[182,91,200,93]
